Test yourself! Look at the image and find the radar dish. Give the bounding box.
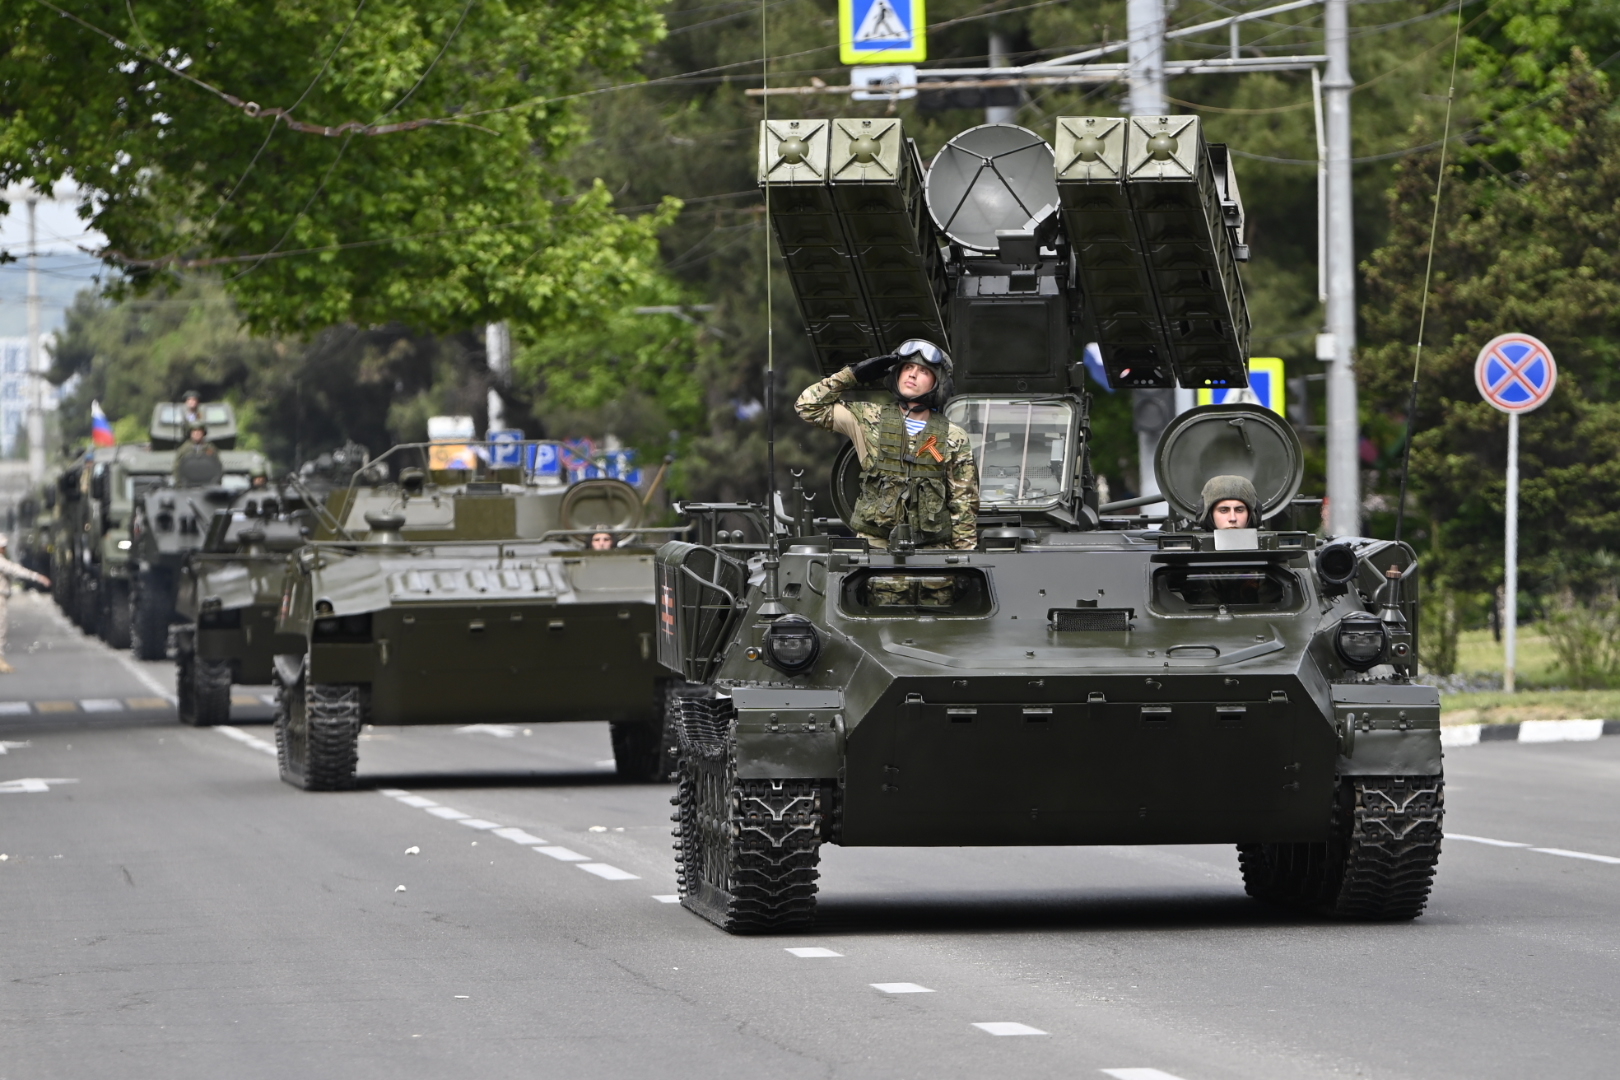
[924,125,1059,253]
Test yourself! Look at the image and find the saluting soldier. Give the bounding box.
[796,338,978,553]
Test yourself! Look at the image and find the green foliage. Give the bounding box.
[1545,589,1620,689]
[1361,64,1620,594]
[0,0,676,334]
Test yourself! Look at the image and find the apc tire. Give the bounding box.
[130,570,171,661]
[74,576,98,632]
[610,681,683,783]
[1238,775,1444,921]
[274,660,361,791]
[98,578,132,649]
[175,627,198,725]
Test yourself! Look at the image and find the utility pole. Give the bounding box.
[1322,0,1359,536]
[485,321,511,433]
[1127,0,1174,505]
[986,33,1018,123]
[25,197,44,483]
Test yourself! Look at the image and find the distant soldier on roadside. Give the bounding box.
[0,535,50,673]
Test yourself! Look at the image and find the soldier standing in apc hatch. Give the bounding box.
[795,339,978,550]
[1197,474,1260,530]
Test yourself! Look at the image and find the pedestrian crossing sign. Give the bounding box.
[1196,357,1286,419]
[840,0,926,64]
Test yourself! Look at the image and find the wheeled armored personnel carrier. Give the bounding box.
[127,402,271,659]
[77,444,183,647]
[272,440,688,790]
[655,117,1442,933]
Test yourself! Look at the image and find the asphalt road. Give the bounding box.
[3,588,1618,1079]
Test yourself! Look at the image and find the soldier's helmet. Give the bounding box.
[1197,474,1261,530]
[886,338,954,411]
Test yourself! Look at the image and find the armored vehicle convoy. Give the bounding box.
[272,440,687,790]
[77,444,182,647]
[174,485,314,726]
[656,117,1442,933]
[128,403,271,659]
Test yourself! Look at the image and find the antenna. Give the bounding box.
[757,0,785,616]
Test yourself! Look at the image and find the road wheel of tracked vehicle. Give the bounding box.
[1238,775,1444,921]
[130,570,172,661]
[670,695,824,933]
[191,656,232,727]
[611,681,684,783]
[274,659,362,791]
[98,578,131,649]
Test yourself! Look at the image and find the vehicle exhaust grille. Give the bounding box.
[1048,607,1134,632]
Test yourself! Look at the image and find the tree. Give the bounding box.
[0,0,679,334]
[1360,62,1620,597]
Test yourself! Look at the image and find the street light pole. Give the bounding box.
[25,197,44,483]
[1323,0,1360,536]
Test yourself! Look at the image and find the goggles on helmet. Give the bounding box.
[895,339,948,367]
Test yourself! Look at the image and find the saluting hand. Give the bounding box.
[849,353,900,383]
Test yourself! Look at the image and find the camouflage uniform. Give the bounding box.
[796,366,978,551]
[0,548,49,672]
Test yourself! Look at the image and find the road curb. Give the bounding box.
[1441,718,1620,748]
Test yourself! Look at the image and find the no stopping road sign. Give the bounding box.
[1476,333,1556,414]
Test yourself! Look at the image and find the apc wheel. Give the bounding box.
[670,695,824,934]
[1238,775,1444,921]
[130,570,172,661]
[610,681,683,783]
[98,578,132,649]
[74,576,98,632]
[175,628,198,725]
[274,661,362,791]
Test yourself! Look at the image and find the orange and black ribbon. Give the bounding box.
[916,434,944,463]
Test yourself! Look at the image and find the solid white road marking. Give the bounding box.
[0,778,78,794]
[1102,1070,1191,1080]
[1532,847,1620,865]
[396,795,438,808]
[0,740,30,753]
[80,699,124,712]
[455,724,517,738]
[456,818,502,830]
[532,846,590,862]
[0,702,31,715]
[872,983,934,994]
[577,863,639,880]
[426,807,470,820]
[491,827,547,845]
[215,726,277,756]
[108,649,178,703]
[973,1022,1046,1036]
[652,894,680,903]
[378,788,409,797]
[784,947,842,958]
[1448,833,1529,847]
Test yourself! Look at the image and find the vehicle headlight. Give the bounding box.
[1317,540,1358,589]
[116,539,132,550]
[1334,614,1388,670]
[762,614,820,674]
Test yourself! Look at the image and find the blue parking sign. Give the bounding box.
[487,428,525,466]
[533,442,560,476]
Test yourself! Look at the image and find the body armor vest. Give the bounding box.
[848,407,952,546]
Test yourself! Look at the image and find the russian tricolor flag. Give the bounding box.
[91,400,116,447]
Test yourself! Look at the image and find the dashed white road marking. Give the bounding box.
[0,702,32,715]
[426,807,470,820]
[491,827,547,845]
[533,846,590,862]
[1448,832,1619,864]
[80,699,124,713]
[652,894,680,903]
[0,777,78,794]
[456,818,502,830]
[455,724,518,738]
[973,1022,1045,1036]
[784,947,842,958]
[577,863,639,880]
[378,788,409,797]
[872,983,933,994]
[594,758,616,769]
[1102,1070,1190,1080]
[216,726,277,757]
[0,740,31,753]
[396,795,438,808]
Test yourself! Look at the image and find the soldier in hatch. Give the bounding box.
[797,339,978,609]
[796,338,978,551]
[174,423,224,486]
[1197,474,1260,531]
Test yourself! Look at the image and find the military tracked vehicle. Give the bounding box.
[128,401,271,659]
[173,485,316,726]
[272,440,687,790]
[656,116,1442,933]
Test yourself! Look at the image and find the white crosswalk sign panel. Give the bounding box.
[1197,357,1285,418]
[841,0,926,64]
